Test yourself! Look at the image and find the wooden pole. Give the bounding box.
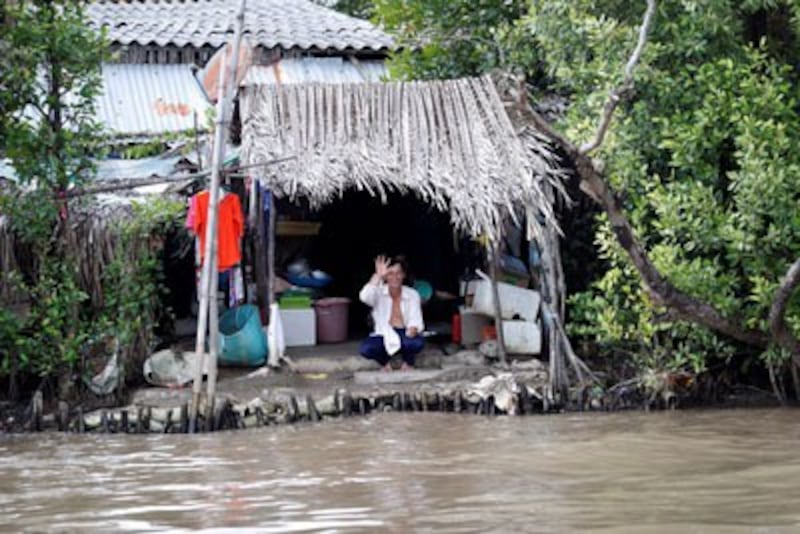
[488,243,508,365]
[253,185,269,317]
[190,0,249,430]
[189,53,227,433]
[267,192,276,315]
[206,0,248,413]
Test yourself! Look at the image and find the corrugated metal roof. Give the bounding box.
[97,64,211,138]
[242,57,387,85]
[88,0,393,54]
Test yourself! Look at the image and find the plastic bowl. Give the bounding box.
[288,273,332,288]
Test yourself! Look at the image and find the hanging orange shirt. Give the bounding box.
[191,190,244,272]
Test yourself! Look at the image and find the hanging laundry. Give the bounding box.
[190,190,244,272]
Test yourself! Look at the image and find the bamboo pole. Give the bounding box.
[206,0,248,414]
[190,0,250,430]
[189,60,225,432]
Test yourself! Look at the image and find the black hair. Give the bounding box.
[389,255,415,285]
[389,255,409,274]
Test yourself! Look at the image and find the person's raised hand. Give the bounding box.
[374,255,390,280]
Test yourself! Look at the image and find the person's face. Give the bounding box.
[386,264,405,289]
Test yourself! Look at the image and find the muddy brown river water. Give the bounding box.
[1,408,799,532]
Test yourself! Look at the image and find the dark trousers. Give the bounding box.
[360,328,424,366]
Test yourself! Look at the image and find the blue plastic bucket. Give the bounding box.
[218,304,268,366]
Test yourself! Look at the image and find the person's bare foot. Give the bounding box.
[400,362,413,371]
[382,363,393,372]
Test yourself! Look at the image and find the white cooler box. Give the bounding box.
[279,308,316,347]
[468,279,540,322]
[502,320,542,355]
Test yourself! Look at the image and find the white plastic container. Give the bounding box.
[469,275,541,322]
[279,308,316,347]
[502,320,542,354]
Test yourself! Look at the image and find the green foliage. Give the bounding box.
[11,261,89,378]
[0,2,188,399]
[1,0,107,192]
[546,1,800,376]
[317,0,374,19]
[373,0,541,81]
[97,197,185,352]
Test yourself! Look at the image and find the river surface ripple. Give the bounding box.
[1,408,799,532]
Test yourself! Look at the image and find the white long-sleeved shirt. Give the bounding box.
[359,282,425,334]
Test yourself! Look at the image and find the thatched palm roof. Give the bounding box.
[240,76,560,242]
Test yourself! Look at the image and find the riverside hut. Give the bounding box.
[238,76,584,393]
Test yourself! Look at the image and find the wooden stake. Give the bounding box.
[57,401,68,432]
[32,390,43,432]
[454,391,463,413]
[288,395,299,422]
[164,409,173,433]
[342,393,353,416]
[307,395,321,422]
[180,403,188,433]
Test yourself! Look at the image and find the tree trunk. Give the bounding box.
[768,257,800,367]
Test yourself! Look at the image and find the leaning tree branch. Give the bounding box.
[579,0,657,155]
[768,258,800,366]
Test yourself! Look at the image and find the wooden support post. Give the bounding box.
[136,407,144,434]
[267,192,277,318]
[101,411,109,433]
[488,244,507,366]
[253,186,269,325]
[77,407,85,433]
[120,410,129,433]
